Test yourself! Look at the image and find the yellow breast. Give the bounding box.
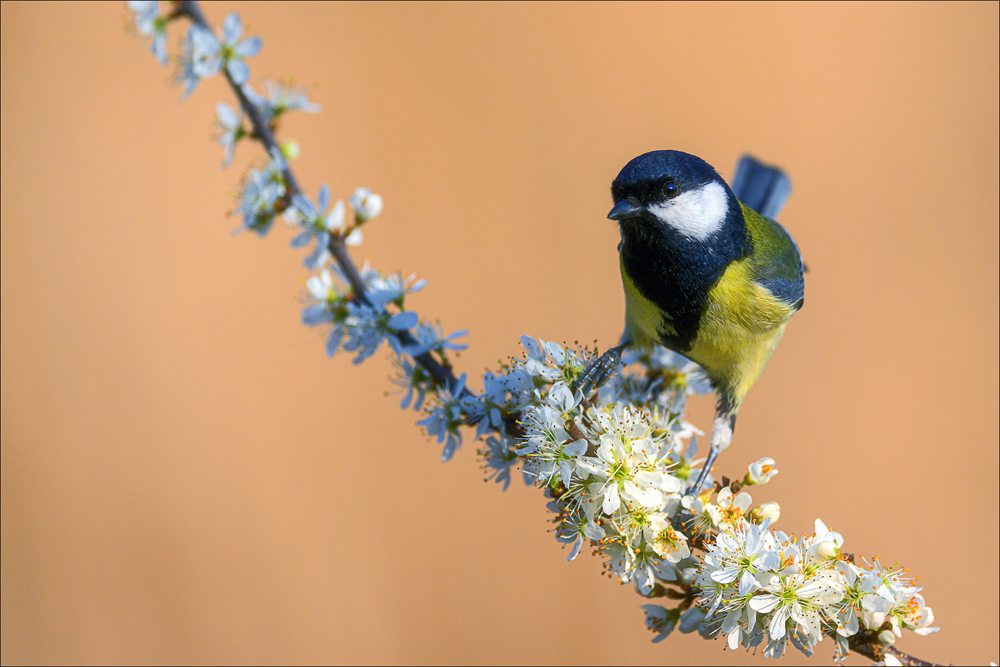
[690,258,796,405]
[621,255,795,407]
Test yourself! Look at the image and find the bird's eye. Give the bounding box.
[661,180,679,199]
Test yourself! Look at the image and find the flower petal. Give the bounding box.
[216,102,238,127]
[602,484,621,514]
[748,593,781,614]
[317,184,330,213]
[223,13,242,42]
[237,35,262,58]
[227,58,250,86]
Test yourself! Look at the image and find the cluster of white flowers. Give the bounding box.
[478,338,760,587]
[641,518,938,660]
[840,557,939,648]
[300,260,464,367]
[471,337,939,661]
[521,395,693,578]
[129,5,943,662]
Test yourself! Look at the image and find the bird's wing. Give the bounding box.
[730,154,792,220]
[743,205,805,310]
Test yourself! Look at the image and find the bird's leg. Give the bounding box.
[571,343,628,396]
[687,409,737,496]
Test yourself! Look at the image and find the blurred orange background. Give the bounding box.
[2,2,997,664]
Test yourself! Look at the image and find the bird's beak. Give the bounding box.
[607,198,644,221]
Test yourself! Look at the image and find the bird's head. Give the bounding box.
[609,150,746,249]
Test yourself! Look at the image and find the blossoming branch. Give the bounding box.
[126,3,944,664]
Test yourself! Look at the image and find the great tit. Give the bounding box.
[578,150,805,495]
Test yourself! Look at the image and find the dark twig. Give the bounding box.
[847,630,945,666]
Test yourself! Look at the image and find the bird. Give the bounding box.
[575,150,804,496]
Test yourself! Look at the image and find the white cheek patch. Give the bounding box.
[648,181,729,240]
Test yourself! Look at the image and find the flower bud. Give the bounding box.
[279,139,300,160]
[350,187,383,223]
[816,538,840,558]
[750,501,780,524]
[878,629,896,646]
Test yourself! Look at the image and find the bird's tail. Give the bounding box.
[730,154,792,220]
